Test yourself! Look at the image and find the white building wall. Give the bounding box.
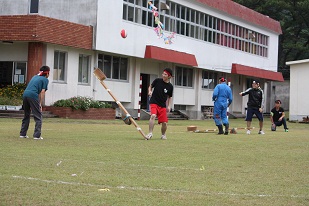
[0,0,97,26]
[96,0,279,73]
[287,60,309,121]
[0,43,28,61]
[94,0,280,118]
[45,44,96,105]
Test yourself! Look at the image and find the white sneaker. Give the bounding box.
[20,135,29,138]
[258,130,265,135]
[161,135,167,140]
[33,137,43,140]
[145,133,153,140]
[246,130,251,135]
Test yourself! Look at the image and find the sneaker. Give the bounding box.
[145,133,153,140]
[33,137,43,140]
[224,131,229,135]
[285,129,289,132]
[246,130,251,135]
[20,135,29,138]
[258,130,265,135]
[161,135,167,140]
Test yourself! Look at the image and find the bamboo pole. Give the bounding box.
[93,68,147,139]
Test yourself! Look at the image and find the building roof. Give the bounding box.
[231,63,284,82]
[195,0,282,34]
[286,59,309,65]
[0,15,93,50]
[144,45,198,67]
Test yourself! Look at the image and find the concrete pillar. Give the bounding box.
[27,42,43,83]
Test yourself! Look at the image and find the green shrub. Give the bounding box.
[52,96,112,111]
[0,96,23,106]
[0,83,26,106]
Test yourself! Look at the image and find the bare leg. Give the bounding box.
[161,122,167,135]
[259,121,263,131]
[149,114,156,133]
[247,121,252,129]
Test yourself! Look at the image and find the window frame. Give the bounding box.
[98,54,129,81]
[202,70,218,90]
[175,66,194,88]
[78,54,91,85]
[53,50,67,82]
[29,0,39,14]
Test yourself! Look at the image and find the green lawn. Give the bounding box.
[0,117,308,206]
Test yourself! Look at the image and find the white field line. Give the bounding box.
[12,175,307,199]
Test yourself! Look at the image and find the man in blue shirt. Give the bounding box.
[212,77,233,135]
[20,66,50,140]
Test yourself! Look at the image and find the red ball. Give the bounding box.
[120,29,127,38]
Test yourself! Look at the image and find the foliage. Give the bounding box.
[52,96,112,111]
[0,83,26,105]
[234,0,309,79]
[0,96,23,106]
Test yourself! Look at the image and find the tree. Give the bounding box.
[233,0,309,79]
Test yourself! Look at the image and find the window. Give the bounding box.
[14,62,27,84]
[202,70,217,89]
[98,54,128,80]
[53,51,66,82]
[175,66,193,87]
[78,54,91,84]
[30,0,39,13]
[122,0,269,57]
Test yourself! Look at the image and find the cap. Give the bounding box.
[275,100,281,104]
[164,68,173,77]
[219,77,226,82]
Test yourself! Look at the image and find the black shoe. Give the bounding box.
[224,131,229,135]
[217,125,224,135]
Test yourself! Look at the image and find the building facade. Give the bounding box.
[286,59,309,121]
[0,0,284,119]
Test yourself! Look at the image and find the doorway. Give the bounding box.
[140,73,150,110]
[0,62,27,88]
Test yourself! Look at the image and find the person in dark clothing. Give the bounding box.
[270,100,289,132]
[239,80,265,135]
[212,77,233,135]
[146,68,173,140]
[20,66,50,140]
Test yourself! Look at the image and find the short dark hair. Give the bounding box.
[275,100,281,104]
[39,66,50,76]
[164,68,173,77]
[40,66,50,72]
[252,80,260,84]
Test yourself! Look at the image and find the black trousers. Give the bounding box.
[274,117,288,130]
[20,97,42,138]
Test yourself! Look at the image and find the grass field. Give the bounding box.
[0,117,308,206]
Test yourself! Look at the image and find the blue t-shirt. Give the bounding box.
[23,75,49,100]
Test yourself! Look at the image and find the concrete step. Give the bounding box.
[0,110,58,118]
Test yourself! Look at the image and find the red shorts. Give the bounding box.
[150,104,168,124]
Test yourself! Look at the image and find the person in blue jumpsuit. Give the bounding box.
[212,77,233,135]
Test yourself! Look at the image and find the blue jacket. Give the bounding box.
[212,83,233,106]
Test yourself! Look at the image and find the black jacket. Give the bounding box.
[241,87,264,109]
